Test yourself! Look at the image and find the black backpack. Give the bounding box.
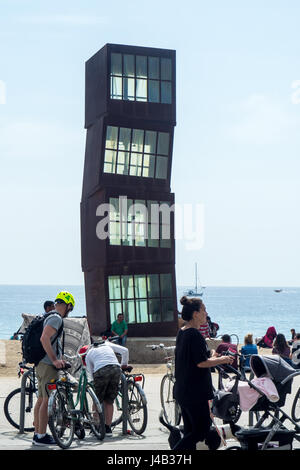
[21,312,63,365]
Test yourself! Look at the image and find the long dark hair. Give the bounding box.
[180,296,202,322]
[273,333,289,354]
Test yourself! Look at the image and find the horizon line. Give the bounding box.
[0,283,299,288]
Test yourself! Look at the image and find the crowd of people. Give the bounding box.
[12,291,130,446]
[12,289,300,450]
[257,326,300,369]
[173,295,300,450]
[196,312,300,371]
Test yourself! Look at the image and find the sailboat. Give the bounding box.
[184,263,204,297]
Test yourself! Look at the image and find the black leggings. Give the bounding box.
[172,400,212,450]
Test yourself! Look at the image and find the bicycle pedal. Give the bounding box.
[75,427,86,440]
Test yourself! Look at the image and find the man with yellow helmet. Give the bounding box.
[32,291,75,446]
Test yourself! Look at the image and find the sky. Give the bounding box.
[0,0,299,287]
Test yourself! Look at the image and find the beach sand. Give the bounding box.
[0,340,167,376]
[0,339,271,378]
[0,340,24,377]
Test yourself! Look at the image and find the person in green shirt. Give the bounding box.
[111,314,128,346]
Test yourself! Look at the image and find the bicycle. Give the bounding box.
[4,362,38,432]
[47,354,105,449]
[146,343,181,427]
[111,366,148,435]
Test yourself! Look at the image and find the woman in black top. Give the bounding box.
[173,296,234,450]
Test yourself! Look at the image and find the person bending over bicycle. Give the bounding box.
[80,338,129,436]
[33,291,75,447]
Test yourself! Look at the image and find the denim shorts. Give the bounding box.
[93,365,121,404]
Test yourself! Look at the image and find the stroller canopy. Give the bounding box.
[250,354,295,383]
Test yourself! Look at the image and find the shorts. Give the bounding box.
[36,361,59,398]
[93,365,121,404]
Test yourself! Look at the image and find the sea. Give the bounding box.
[0,285,299,343]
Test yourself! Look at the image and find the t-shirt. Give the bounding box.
[216,342,238,370]
[173,328,214,405]
[240,343,258,368]
[111,320,128,336]
[85,342,129,374]
[40,312,63,365]
[199,323,210,339]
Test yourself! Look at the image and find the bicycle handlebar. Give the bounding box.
[145,343,175,351]
[18,362,34,370]
[54,361,72,371]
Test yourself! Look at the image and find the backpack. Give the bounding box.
[21,312,63,365]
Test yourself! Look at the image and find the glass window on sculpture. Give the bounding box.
[108,197,171,248]
[108,273,173,324]
[104,126,169,180]
[110,53,172,104]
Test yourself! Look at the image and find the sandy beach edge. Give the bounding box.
[0,339,271,377]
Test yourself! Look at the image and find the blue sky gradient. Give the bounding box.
[0,0,299,286]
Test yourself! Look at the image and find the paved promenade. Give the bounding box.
[0,373,170,451]
[1,371,300,452]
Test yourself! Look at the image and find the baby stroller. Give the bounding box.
[212,354,300,450]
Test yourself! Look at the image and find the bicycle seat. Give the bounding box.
[122,365,133,373]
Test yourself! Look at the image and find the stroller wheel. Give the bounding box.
[292,388,300,422]
[231,405,242,424]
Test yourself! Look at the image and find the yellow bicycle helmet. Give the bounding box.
[55,291,75,310]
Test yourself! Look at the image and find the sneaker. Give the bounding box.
[32,433,56,446]
[105,425,112,437]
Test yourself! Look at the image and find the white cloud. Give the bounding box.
[223,94,300,145]
[0,119,84,163]
[16,15,109,26]
[0,118,85,192]
[0,80,6,104]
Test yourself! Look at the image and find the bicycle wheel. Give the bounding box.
[292,388,300,422]
[48,388,75,449]
[127,382,148,435]
[160,374,181,426]
[84,386,105,440]
[4,387,37,432]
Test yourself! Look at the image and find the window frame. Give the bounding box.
[103,125,170,181]
[108,197,172,248]
[108,273,173,325]
[110,53,173,104]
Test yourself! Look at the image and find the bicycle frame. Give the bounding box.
[53,365,90,418]
[73,366,89,410]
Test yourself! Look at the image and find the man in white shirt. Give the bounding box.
[81,339,129,436]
